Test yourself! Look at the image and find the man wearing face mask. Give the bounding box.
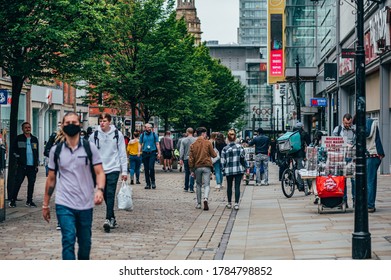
[9,122,39,208]
[43,112,105,260]
[138,123,161,189]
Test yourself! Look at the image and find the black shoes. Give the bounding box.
[368,207,376,213]
[9,200,16,208]
[26,201,37,208]
[203,200,209,211]
[145,185,151,189]
[136,180,141,184]
[130,180,134,185]
[151,183,156,189]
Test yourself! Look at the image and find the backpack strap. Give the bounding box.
[114,129,119,149]
[337,125,342,136]
[94,130,99,149]
[82,138,96,187]
[53,142,64,178]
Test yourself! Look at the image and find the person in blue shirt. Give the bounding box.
[138,123,161,189]
[9,122,39,208]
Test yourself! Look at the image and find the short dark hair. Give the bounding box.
[98,112,112,122]
[21,122,30,128]
[343,113,352,121]
[257,127,264,134]
[196,127,207,135]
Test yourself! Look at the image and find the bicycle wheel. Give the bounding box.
[281,168,295,198]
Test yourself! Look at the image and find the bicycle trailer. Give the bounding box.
[316,175,346,213]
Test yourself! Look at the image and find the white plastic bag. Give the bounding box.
[117,180,133,211]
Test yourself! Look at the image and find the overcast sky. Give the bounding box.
[190,0,240,44]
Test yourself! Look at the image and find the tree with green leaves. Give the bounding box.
[0,0,113,196]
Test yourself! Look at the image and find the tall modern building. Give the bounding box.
[239,0,267,46]
[176,0,202,45]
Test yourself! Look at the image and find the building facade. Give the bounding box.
[239,0,268,45]
[176,0,202,45]
[315,0,391,174]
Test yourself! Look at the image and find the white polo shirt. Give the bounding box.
[48,140,102,210]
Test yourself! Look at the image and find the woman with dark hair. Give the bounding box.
[221,129,247,210]
[213,132,226,190]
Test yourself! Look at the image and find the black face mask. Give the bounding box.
[145,130,151,135]
[63,124,81,137]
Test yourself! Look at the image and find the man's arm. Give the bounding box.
[93,163,106,205]
[42,169,56,223]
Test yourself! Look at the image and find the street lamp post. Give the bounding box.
[295,55,301,122]
[352,0,371,259]
[281,94,285,132]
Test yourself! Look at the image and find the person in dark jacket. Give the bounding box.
[9,122,39,208]
[291,122,311,190]
[248,127,270,186]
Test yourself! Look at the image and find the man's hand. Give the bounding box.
[94,190,104,205]
[122,175,128,181]
[42,207,50,223]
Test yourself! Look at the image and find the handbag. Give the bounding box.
[117,180,133,211]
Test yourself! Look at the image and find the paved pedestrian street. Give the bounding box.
[1,163,391,260]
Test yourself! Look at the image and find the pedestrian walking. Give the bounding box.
[9,122,39,208]
[138,123,161,189]
[333,113,356,207]
[160,131,174,172]
[127,130,142,185]
[221,129,247,210]
[42,112,105,260]
[179,127,197,193]
[213,132,226,190]
[365,117,385,213]
[188,127,217,210]
[177,133,187,172]
[248,127,271,186]
[89,113,128,233]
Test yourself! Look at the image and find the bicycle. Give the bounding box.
[280,156,311,198]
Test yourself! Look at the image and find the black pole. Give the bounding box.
[281,95,285,132]
[295,55,301,122]
[352,0,371,259]
[276,109,279,134]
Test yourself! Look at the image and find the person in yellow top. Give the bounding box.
[127,130,142,185]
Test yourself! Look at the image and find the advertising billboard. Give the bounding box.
[268,0,285,84]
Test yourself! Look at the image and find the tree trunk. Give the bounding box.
[131,101,136,136]
[6,76,24,200]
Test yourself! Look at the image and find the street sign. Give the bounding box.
[0,89,8,105]
[310,98,327,107]
[124,118,131,128]
[341,48,356,58]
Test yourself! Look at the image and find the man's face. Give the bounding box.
[343,118,352,129]
[99,118,110,131]
[144,125,152,133]
[22,123,31,135]
[63,115,80,127]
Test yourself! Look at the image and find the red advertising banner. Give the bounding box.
[270,49,283,76]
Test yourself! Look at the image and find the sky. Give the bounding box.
[188,0,239,44]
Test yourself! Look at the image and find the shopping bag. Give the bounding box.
[117,180,133,211]
[316,175,345,198]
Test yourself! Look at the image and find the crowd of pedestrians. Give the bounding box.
[4,110,386,260]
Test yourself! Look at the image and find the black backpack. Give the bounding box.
[53,139,96,187]
[94,129,119,149]
[44,132,57,157]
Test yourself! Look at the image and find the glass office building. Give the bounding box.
[285,0,317,67]
[239,0,267,45]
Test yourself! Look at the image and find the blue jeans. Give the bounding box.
[213,161,223,185]
[142,152,157,186]
[367,157,381,209]
[183,159,194,191]
[129,155,142,181]
[255,153,269,184]
[104,171,120,220]
[56,204,93,260]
